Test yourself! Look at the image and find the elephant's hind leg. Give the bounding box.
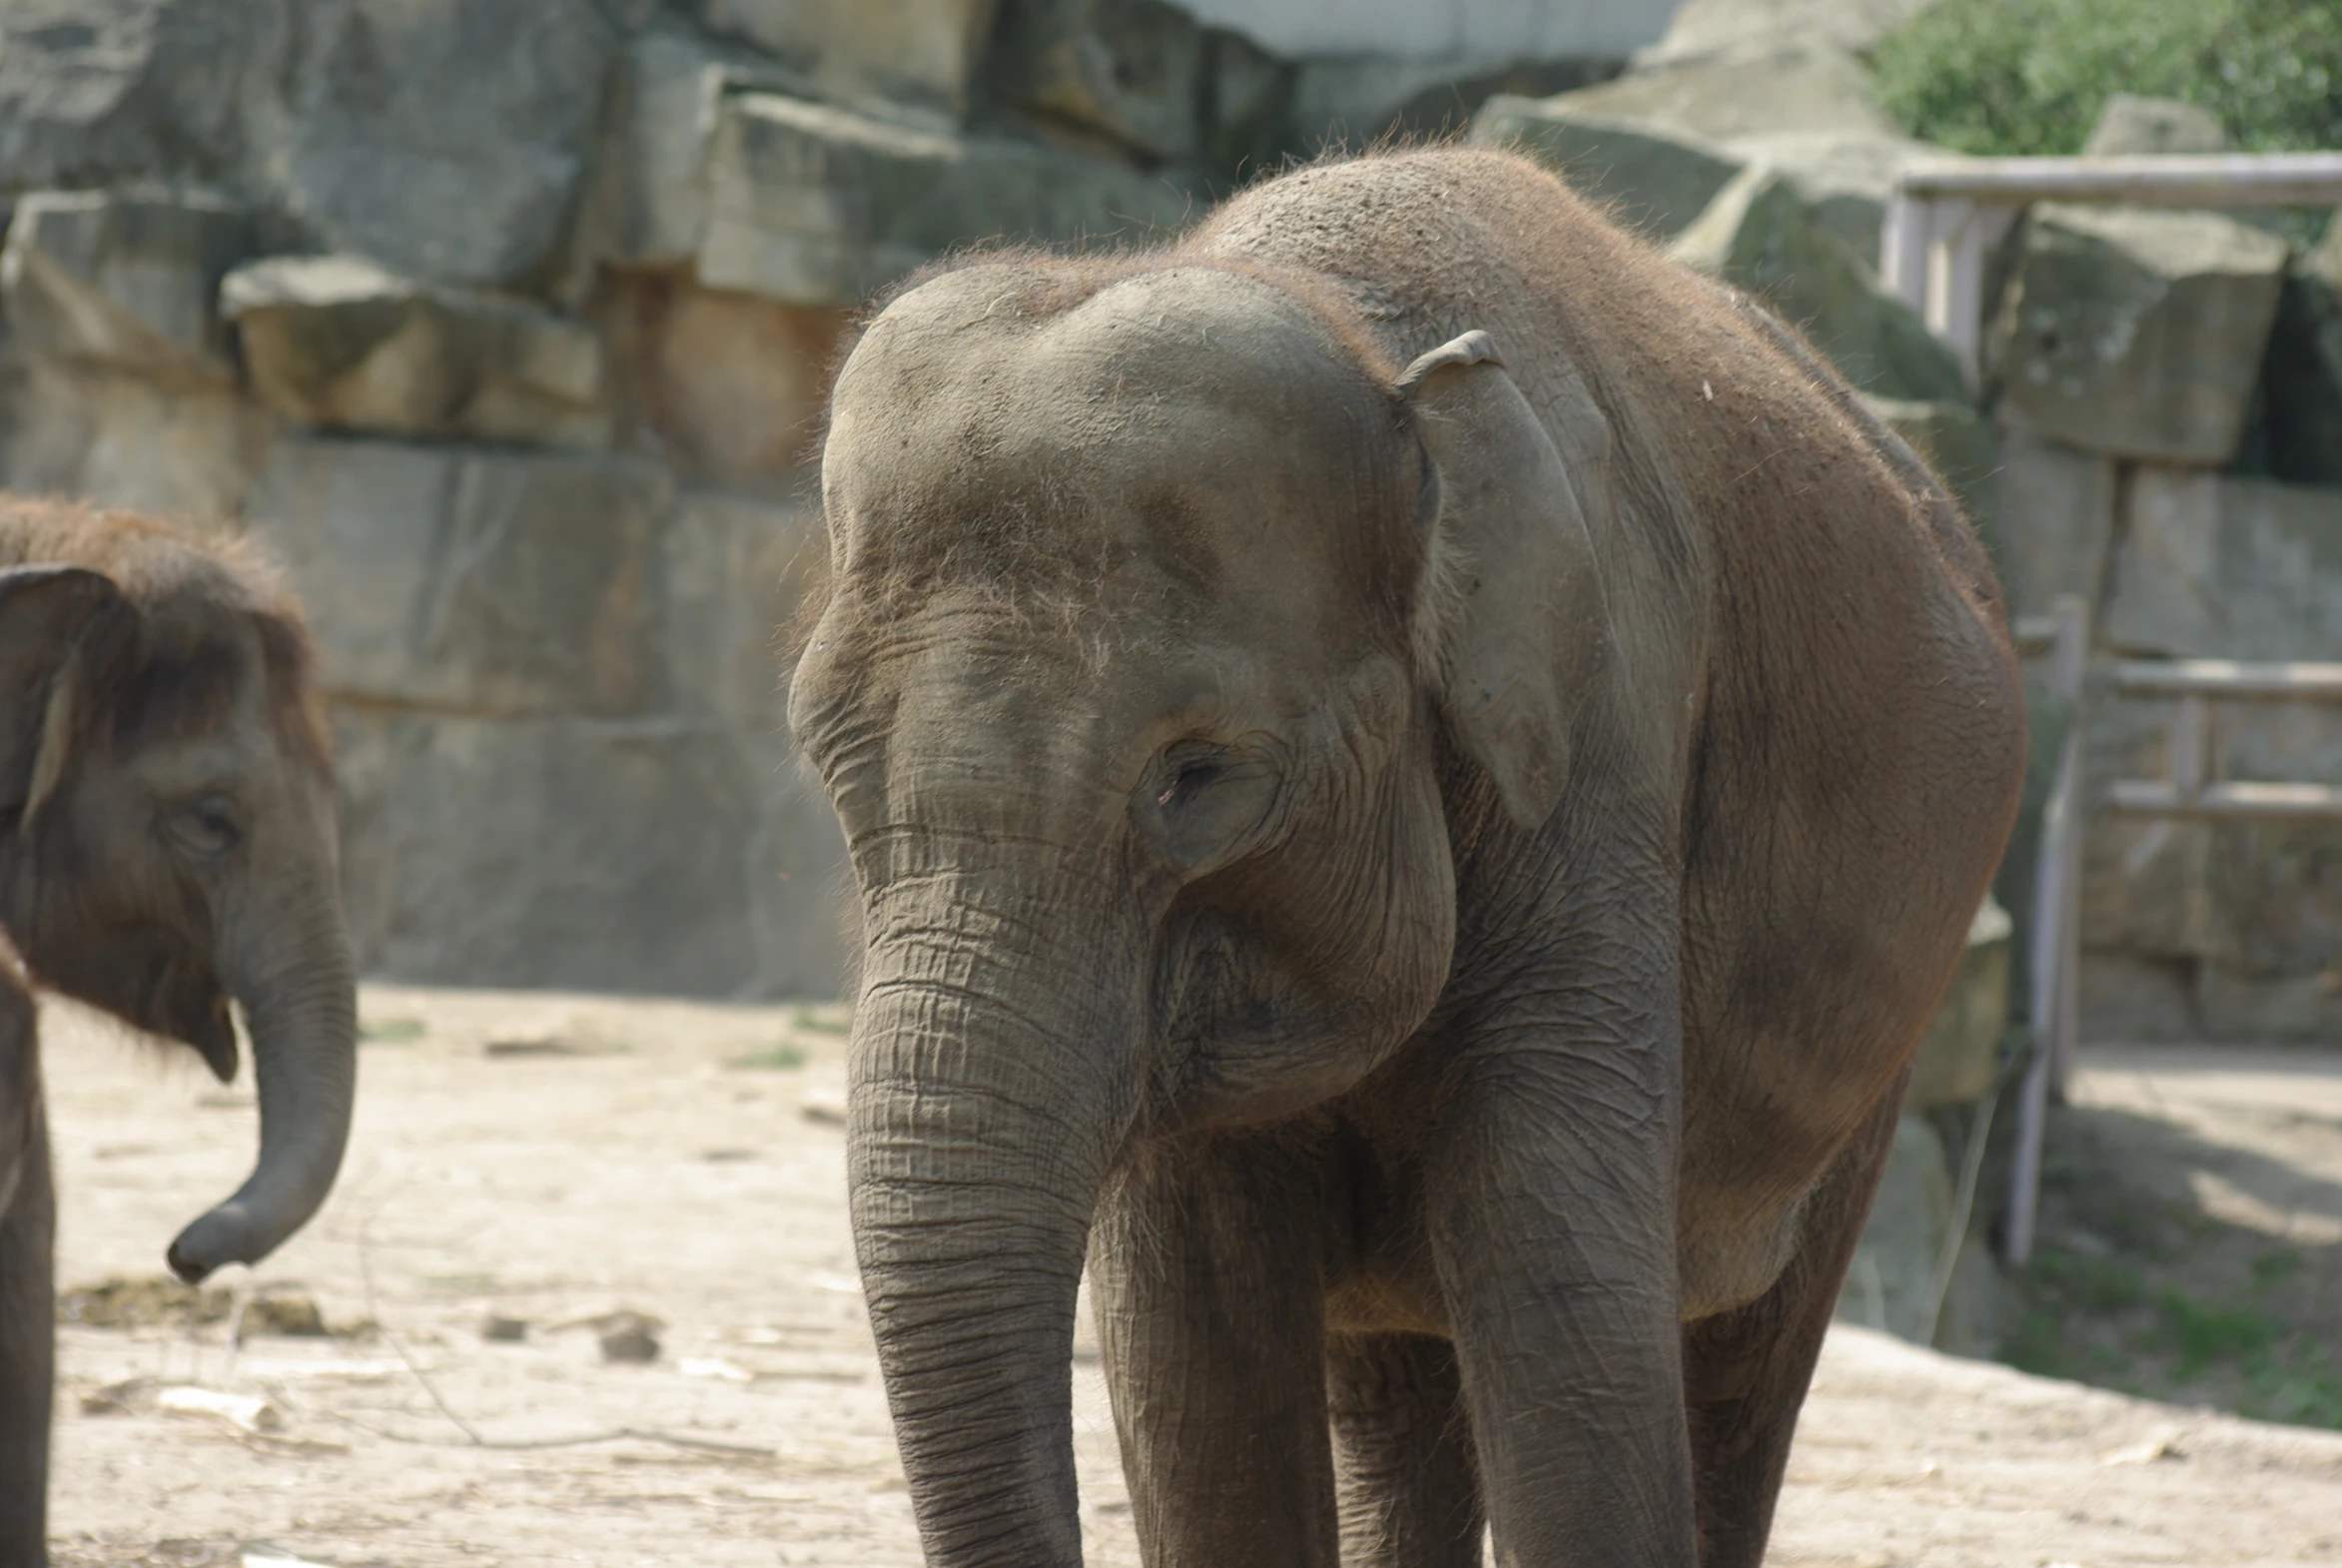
[1328,1331,1483,1568]
[1681,1079,1904,1568]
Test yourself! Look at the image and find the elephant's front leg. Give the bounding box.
[1425,1040,1697,1566]
[1091,1139,1340,1568]
[0,1102,53,1567]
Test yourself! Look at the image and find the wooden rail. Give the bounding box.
[2102,660,2342,825]
[1880,153,2342,386]
[2002,644,2342,1265]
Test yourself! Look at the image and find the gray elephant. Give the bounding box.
[0,498,357,1564]
[789,147,2024,1567]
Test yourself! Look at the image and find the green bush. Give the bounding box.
[1873,0,2342,157]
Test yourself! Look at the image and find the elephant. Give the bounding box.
[0,498,358,1564]
[788,147,2025,1568]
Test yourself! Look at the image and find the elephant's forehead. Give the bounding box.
[825,266,1402,614]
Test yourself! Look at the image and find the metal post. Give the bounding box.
[2005,594,2089,1264]
[1882,192,1930,315]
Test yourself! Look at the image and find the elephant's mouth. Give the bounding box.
[135,942,239,1083]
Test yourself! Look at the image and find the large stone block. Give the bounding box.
[282,0,618,287]
[595,270,847,481]
[222,256,611,448]
[247,438,671,716]
[1908,896,2011,1112]
[570,17,806,273]
[1469,100,1744,240]
[1671,164,1968,402]
[2104,467,2342,660]
[697,91,1191,307]
[1837,1113,2008,1355]
[2083,94,2229,157]
[655,488,826,732]
[335,710,805,997]
[0,354,267,530]
[1722,130,1930,272]
[989,0,1202,164]
[1529,44,1896,142]
[1988,206,2288,465]
[0,189,253,378]
[1990,427,2116,622]
[691,0,998,120]
[0,0,292,194]
[1637,0,1942,69]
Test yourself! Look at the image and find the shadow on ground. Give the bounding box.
[2001,1092,2342,1430]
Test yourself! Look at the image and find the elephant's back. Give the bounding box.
[1196,151,2028,1318]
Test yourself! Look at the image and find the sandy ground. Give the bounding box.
[40,986,2342,1568]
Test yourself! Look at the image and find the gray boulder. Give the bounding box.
[696,91,1191,307]
[1530,45,1897,142]
[570,18,807,273]
[1671,163,1968,401]
[1990,427,2117,621]
[1907,895,2010,1111]
[336,710,782,997]
[1637,0,1945,69]
[222,255,611,448]
[247,437,670,717]
[0,189,252,377]
[0,0,291,195]
[596,271,846,482]
[282,0,619,287]
[1723,130,1932,271]
[1837,1113,2007,1355]
[1469,100,1745,240]
[656,488,826,731]
[2083,94,2230,157]
[989,0,1202,164]
[0,353,264,529]
[690,0,999,120]
[2104,466,2342,660]
[1988,205,2288,465]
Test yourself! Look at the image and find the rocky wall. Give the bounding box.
[0,0,1652,998]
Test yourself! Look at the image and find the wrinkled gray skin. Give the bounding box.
[791,149,2024,1567]
[0,500,357,1565]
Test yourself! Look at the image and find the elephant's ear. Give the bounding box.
[1397,331,1614,831]
[0,564,124,821]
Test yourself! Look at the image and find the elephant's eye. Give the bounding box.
[1157,760,1224,809]
[165,795,244,858]
[1134,743,1281,870]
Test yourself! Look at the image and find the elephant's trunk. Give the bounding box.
[168,882,357,1283]
[848,888,1134,1567]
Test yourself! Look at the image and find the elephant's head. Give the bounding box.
[0,517,356,1283]
[791,262,1610,1560]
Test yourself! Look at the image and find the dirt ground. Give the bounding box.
[41,986,2342,1568]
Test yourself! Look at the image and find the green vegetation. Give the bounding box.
[359,1016,427,1043]
[728,1043,808,1071]
[1873,0,2342,157]
[789,1005,851,1036]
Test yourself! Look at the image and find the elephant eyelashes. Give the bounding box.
[1135,745,1281,870]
